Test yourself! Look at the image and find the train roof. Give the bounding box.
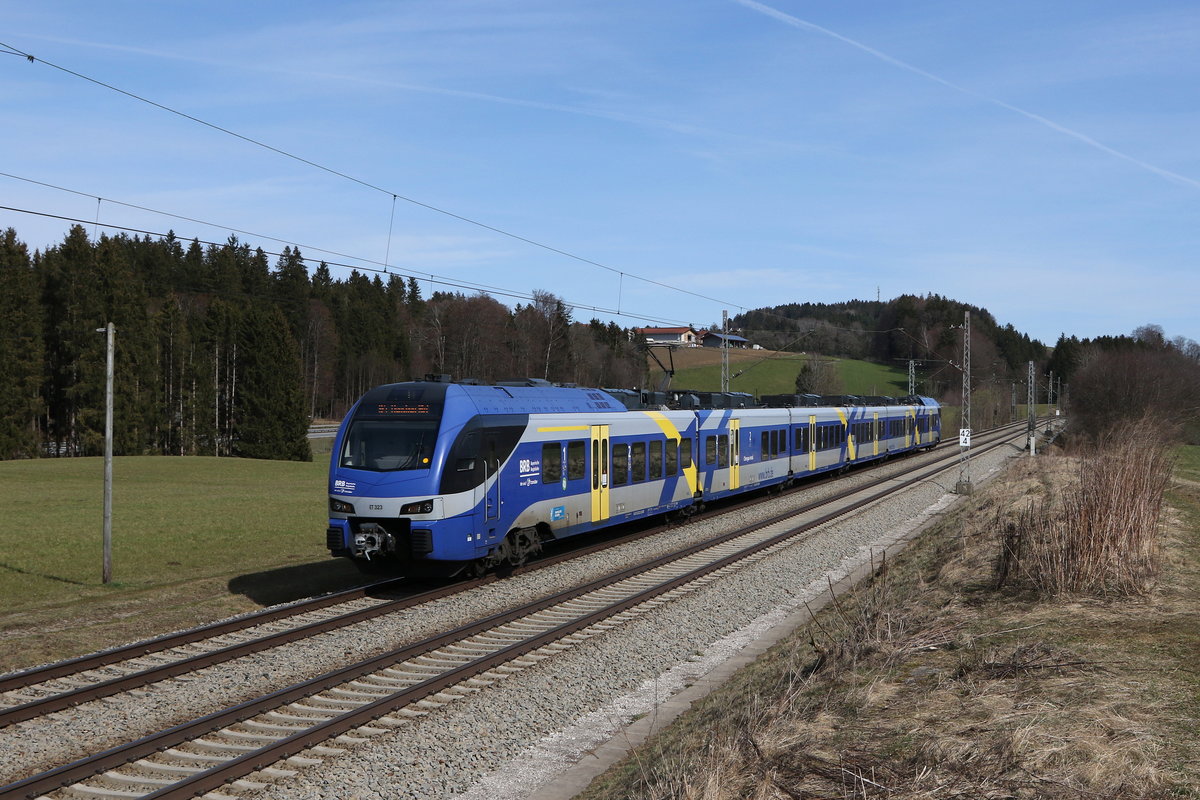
[356,376,940,417]
[356,378,628,417]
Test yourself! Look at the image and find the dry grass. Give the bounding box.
[579,438,1199,800]
[996,417,1174,597]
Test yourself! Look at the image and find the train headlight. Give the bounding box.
[400,499,434,515]
[330,498,356,514]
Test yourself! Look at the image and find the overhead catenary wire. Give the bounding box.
[1,170,678,321]
[2,170,986,373]
[0,203,701,329]
[2,41,742,313]
[1,44,991,356]
[5,41,970,347]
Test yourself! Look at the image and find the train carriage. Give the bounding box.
[327,377,941,575]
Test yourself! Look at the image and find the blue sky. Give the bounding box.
[3,1,1198,347]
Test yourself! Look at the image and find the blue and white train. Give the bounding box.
[325,377,941,575]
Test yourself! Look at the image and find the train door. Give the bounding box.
[729,418,741,491]
[873,412,880,457]
[483,432,501,522]
[590,424,610,523]
[806,417,816,472]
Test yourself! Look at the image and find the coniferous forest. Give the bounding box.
[0,226,645,461]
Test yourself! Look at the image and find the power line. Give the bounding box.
[0,170,700,323]
[3,41,742,312]
[0,203,699,328]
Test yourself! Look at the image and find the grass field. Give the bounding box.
[0,455,362,670]
[653,348,911,397]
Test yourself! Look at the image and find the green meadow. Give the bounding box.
[662,350,911,397]
[0,454,363,669]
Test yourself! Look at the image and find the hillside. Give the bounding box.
[646,347,911,398]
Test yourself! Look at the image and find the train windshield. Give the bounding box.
[339,420,440,472]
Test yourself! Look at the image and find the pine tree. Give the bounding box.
[154,295,191,454]
[95,233,155,454]
[0,229,45,458]
[233,305,310,461]
[41,225,106,455]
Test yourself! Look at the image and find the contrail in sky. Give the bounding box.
[734,0,1200,191]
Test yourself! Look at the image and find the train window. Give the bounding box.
[612,444,628,486]
[339,419,439,472]
[761,431,769,460]
[649,440,663,479]
[568,441,586,481]
[631,442,646,482]
[706,435,716,465]
[770,429,778,457]
[819,425,838,451]
[666,439,678,476]
[541,442,562,484]
[680,438,693,469]
[718,434,729,467]
[602,439,609,485]
[592,440,599,489]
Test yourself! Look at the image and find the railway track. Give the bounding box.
[0,421,1023,724]
[0,421,1041,800]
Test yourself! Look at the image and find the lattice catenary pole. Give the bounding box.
[956,311,972,494]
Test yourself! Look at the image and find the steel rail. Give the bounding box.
[0,420,1030,728]
[0,424,1033,800]
[0,578,406,693]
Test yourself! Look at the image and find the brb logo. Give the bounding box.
[333,479,357,494]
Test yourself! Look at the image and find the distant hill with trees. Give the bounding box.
[734,295,1049,400]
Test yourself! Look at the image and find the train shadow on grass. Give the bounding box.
[228,559,366,607]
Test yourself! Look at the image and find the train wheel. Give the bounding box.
[506,527,542,567]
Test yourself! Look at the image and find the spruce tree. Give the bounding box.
[41,225,106,455]
[0,229,45,458]
[233,305,310,461]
